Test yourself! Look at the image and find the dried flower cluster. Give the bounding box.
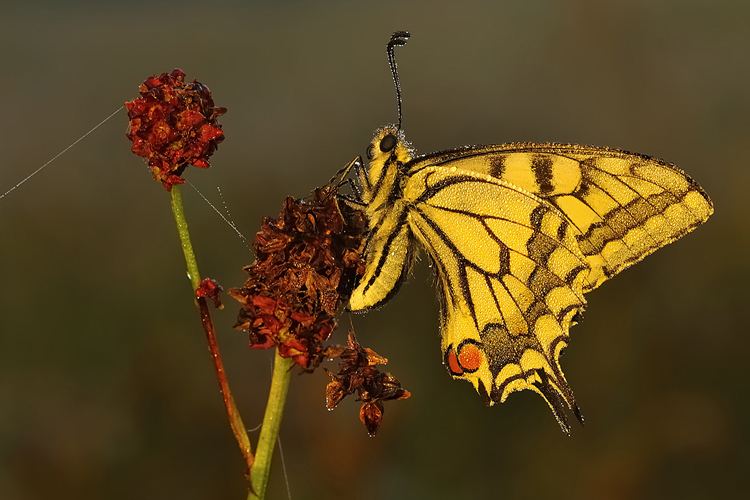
[228,186,367,370]
[125,69,226,190]
[325,331,411,436]
[230,185,412,434]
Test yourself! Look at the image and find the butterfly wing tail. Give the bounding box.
[531,368,584,435]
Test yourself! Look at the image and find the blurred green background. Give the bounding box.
[1,1,747,498]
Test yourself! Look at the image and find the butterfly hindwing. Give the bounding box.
[403,166,589,430]
[405,143,714,291]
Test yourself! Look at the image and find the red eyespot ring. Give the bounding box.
[447,348,463,375]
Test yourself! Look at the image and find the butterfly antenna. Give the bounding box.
[387,30,411,130]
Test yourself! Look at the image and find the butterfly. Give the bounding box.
[344,31,713,433]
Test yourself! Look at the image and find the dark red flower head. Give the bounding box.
[125,69,226,190]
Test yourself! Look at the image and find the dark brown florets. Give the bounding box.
[229,183,410,434]
[228,186,367,371]
[125,69,226,190]
[325,331,411,436]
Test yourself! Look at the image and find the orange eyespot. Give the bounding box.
[445,340,483,376]
[457,343,482,372]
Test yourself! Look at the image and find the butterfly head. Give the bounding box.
[366,126,413,166]
[357,126,415,205]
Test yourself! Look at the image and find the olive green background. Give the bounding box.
[1,1,747,499]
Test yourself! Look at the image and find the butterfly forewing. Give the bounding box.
[405,143,714,291]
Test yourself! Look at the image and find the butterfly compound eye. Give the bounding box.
[380,133,397,153]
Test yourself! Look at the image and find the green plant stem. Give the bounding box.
[170,185,202,292]
[249,350,293,500]
[170,184,255,477]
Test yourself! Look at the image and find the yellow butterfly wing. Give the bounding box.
[405,144,714,291]
[348,127,713,432]
[402,165,590,432]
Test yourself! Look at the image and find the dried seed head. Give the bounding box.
[325,331,410,436]
[229,185,367,371]
[229,182,409,434]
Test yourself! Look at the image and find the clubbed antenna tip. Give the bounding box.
[387,31,411,130]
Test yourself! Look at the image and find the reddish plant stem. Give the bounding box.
[197,296,255,478]
[171,185,254,481]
